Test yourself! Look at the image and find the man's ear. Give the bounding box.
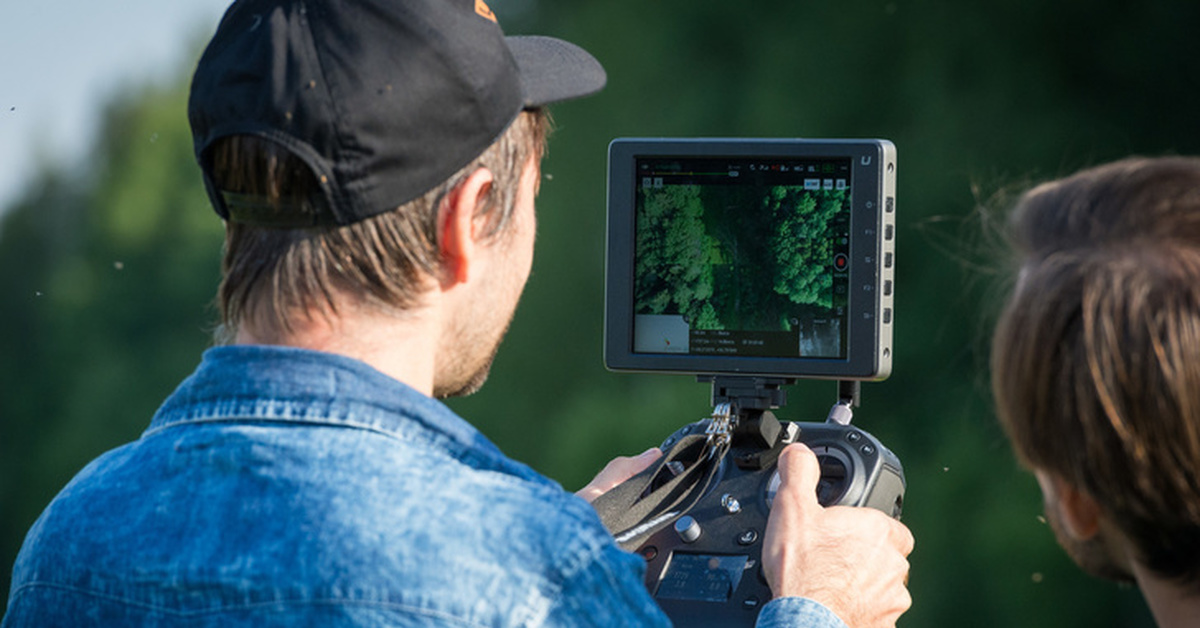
[438,167,495,287]
[1036,470,1103,540]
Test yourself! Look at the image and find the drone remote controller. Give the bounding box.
[596,408,904,628]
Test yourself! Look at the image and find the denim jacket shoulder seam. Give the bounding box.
[141,415,407,442]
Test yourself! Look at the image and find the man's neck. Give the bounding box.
[1134,562,1200,628]
[234,302,441,397]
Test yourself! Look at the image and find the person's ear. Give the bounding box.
[1036,470,1103,540]
[438,167,495,287]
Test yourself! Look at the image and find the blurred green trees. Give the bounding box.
[0,76,225,608]
[5,0,1200,625]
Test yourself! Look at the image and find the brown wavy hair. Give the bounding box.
[992,156,1200,585]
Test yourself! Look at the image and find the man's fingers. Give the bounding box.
[576,448,662,503]
[623,447,663,478]
[890,517,915,556]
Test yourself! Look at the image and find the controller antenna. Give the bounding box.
[826,380,861,426]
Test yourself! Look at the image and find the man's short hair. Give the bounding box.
[207,110,549,341]
[991,156,1200,585]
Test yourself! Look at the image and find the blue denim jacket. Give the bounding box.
[4,346,843,627]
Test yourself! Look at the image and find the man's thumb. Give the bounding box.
[775,442,823,509]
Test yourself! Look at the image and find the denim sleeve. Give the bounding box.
[755,597,848,628]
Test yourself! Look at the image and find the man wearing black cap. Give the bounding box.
[2,1,912,626]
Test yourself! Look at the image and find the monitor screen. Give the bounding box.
[632,154,853,361]
[606,138,896,380]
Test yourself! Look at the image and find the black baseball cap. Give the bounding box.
[188,0,606,227]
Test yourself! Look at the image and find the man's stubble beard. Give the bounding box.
[433,270,522,399]
[433,316,511,399]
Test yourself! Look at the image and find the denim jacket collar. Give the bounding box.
[147,344,550,486]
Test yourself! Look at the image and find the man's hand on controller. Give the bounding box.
[576,448,663,503]
[763,443,914,628]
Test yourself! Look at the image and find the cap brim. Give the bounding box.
[506,35,607,108]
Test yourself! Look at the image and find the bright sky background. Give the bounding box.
[0,0,234,212]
